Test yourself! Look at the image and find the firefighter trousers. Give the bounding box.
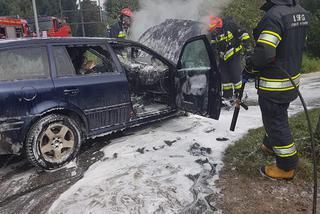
[219,54,242,99]
[259,96,298,171]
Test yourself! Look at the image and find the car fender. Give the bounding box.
[22,101,89,138]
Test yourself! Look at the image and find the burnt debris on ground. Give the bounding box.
[183,158,219,214]
[188,143,212,156]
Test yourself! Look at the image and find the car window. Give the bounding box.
[64,45,117,76]
[0,47,50,81]
[111,44,169,85]
[180,39,210,69]
[52,46,76,77]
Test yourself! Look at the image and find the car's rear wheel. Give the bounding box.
[25,114,82,170]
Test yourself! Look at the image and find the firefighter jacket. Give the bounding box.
[107,22,127,38]
[211,17,250,91]
[211,17,250,62]
[251,0,310,103]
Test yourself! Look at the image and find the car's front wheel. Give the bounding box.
[25,114,82,169]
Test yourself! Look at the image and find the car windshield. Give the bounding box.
[38,20,52,31]
[29,20,52,32]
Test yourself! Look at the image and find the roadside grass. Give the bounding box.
[224,108,320,181]
[301,54,320,74]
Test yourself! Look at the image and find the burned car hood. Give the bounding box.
[138,19,205,64]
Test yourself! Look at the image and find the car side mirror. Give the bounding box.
[57,22,63,30]
[131,47,139,58]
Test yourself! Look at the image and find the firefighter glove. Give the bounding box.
[243,56,256,80]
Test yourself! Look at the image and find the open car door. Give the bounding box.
[175,35,221,119]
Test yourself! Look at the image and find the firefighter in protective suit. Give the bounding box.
[208,16,250,105]
[247,0,309,179]
[107,8,133,38]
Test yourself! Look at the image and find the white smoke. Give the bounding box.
[131,0,232,40]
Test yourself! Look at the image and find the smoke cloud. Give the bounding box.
[131,0,232,40]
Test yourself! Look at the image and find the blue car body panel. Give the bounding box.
[0,37,220,155]
[0,38,178,154]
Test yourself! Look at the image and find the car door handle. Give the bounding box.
[64,89,80,96]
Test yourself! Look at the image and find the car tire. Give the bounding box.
[25,114,82,170]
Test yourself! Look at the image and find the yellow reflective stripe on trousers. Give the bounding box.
[258,73,300,91]
[234,81,242,89]
[117,31,126,38]
[273,143,297,158]
[222,83,233,90]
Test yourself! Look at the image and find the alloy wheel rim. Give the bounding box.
[39,122,75,163]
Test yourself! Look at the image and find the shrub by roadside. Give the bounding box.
[301,54,320,74]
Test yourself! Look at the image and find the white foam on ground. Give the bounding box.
[49,73,320,214]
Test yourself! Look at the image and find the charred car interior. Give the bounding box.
[53,45,117,76]
[111,43,173,117]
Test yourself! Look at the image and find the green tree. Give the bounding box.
[223,0,264,31]
[61,0,79,36]
[224,0,320,58]
[0,1,11,16]
[37,0,60,17]
[4,0,33,18]
[0,0,60,18]
[301,0,320,57]
[78,0,104,37]
[104,0,139,24]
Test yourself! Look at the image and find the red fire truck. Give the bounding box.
[0,17,30,39]
[29,16,72,37]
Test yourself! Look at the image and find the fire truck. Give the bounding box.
[0,17,30,39]
[29,16,72,37]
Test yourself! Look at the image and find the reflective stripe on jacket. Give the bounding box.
[211,17,250,62]
[211,31,234,44]
[240,32,250,41]
[257,30,282,48]
[223,45,243,61]
[256,73,301,92]
[251,3,309,103]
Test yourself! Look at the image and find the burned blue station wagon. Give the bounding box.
[0,36,221,169]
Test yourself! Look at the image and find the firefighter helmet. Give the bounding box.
[208,16,223,33]
[121,8,133,17]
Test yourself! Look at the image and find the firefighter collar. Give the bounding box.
[260,0,296,11]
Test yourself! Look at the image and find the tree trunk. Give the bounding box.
[315,114,320,139]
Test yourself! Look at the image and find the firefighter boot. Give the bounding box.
[261,144,274,155]
[259,164,295,180]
